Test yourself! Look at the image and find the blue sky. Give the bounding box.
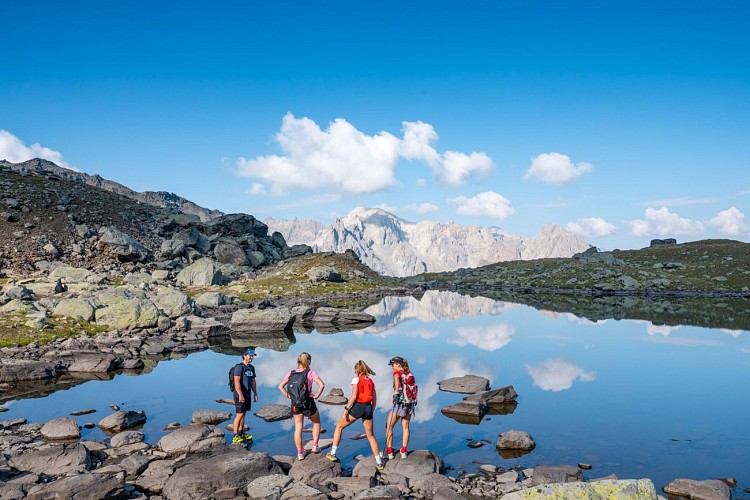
[2,1,749,249]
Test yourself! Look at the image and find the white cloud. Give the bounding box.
[404,202,439,214]
[248,183,266,195]
[449,323,515,351]
[709,207,749,235]
[524,152,592,184]
[448,191,515,220]
[0,130,75,170]
[627,207,705,237]
[646,324,681,336]
[525,358,595,392]
[566,217,616,238]
[236,114,493,195]
[373,203,398,213]
[636,196,716,207]
[416,178,427,186]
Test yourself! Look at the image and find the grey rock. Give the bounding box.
[95,297,159,330]
[194,291,226,308]
[254,404,293,422]
[663,478,730,500]
[247,474,328,500]
[98,410,147,433]
[307,265,344,282]
[41,417,80,440]
[97,226,149,262]
[110,430,145,448]
[530,465,582,485]
[134,459,175,494]
[49,265,99,283]
[353,449,443,480]
[289,453,343,484]
[25,473,126,500]
[161,448,282,500]
[463,385,518,405]
[156,424,225,455]
[411,473,462,497]
[353,485,405,499]
[437,374,490,394]
[175,257,225,287]
[120,452,152,477]
[504,479,657,500]
[150,286,193,319]
[0,358,65,383]
[497,430,536,451]
[230,307,295,332]
[214,237,248,266]
[441,400,488,424]
[67,354,120,373]
[191,409,232,425]
[8,443,91,475]
[4,285,33,300]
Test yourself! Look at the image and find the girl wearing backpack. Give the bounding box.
[385,356,417,459]
[326,360,385,470]
[278,352,325,460]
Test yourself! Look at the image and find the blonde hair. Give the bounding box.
[400,358,411,374]
[297,352,311,369]
[355,360,376,376]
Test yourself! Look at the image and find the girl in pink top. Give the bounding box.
[278,352,325,460]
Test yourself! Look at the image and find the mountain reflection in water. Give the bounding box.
[2,290,748,492]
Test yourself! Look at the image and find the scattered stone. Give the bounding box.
[437,374,490,394]
[41,417,81,440]
[192,409,232,425]
[663,478,731,500]
[579,462,592,470]
[531,465,583,485]
[98,410,147,433]
[156,424,225,455]
[254,404,293,422]
[467,440,484,448]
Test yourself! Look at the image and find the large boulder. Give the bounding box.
[191,409,232,425]
[504,479,657,500]
[150,287,193,319]
[246,474,327,500]
[67,354,121,373]
[530,465,583,485]
[0,358,65,383]
[205,213,268,238]
[194,291,226,308]
[176,258,225,287]
[41,417,80,440]
[353,449,443,480]
[134,459,175,495]
[230,307,295,332]
[161,227,211,258]
[161,448,282,500]
[49,266,99,284]
[53,298,96,322]
[25,473,126,500]
[110,430,145,448]
[437,374,490,394]
[156,424,225,455]
[214,238,247,266]
[95,297,159,330]
[306,265,344,282]
[254,404,293,422]
[97,226,149,262]
[497,430,536,454]
[463,385,518,405]
[663,478,731,500]
[288,453,343,484]
[8,443,91,475]
[98,410,147,433]
[441,400,488,425]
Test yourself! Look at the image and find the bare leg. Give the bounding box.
[233,411,245,435]
[293,413,304,451]
[401,414,411,450]
[332,411,355,447]
[385,412,399,450]
[363,418,380,457]
[310,411,321,446]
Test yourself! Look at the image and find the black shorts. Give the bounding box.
[291,399,318,418]
[233,392,252,413]
[348,402,373,421]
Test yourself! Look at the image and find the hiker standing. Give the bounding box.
[326,360,384,470]
[385,356,417,459]
[231,348,258,443]
[278,352,326,460]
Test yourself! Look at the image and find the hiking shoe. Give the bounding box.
[311,445,321,454]
[297,451,307,461]
[386,451,395,460]
[239,433,253,442]
[326,453,338,462]
[376,462,384,471]
[400,450,407,458]
[231,435,245,444]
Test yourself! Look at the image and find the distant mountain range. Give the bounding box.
[266,207,590,277]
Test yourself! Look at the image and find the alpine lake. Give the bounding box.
[3,290,749,493]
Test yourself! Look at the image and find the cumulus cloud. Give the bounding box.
[566,217,616,238]
[448,191,515,220]
[524,152,592,184]
[646,324,681,336]
[0,130,75,170]
[235,114,493,195]
[709,207,749,235]
[404,202,439,214]
[248,183,266,195]
[627,207,705,237]
[525,358,595,392]
[449,323,515,351]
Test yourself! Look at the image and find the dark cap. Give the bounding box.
[388,356,405,366]
[244,348,257,357]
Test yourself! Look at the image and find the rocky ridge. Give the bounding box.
[266,207,590,277]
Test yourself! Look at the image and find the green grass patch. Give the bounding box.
[0,314,107,348]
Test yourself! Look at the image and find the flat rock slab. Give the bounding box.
[98,410,147,433]
[504,479,657,500]
[303,438,333,451]
[530,465,583,486]
[289,453,343,484]
[156,424,225,455]
[192,409,232,425]
[663,478,731,500]
[441,400,488,424]
[318,393,348,405]
[353,449,444,480]
[41,417,80,440]
[437,374,490,394]
[25,473,126,500]
[247,473,327,500]
[463,385,518,404]
[254,404,293,422]
[110,430,145,448]
[8,443,91,476]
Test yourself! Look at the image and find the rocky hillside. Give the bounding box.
[266,207,590,277]
[0,160,310,278]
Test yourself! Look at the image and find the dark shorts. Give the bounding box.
[233,392,252,414]
[291,399,318,418]
[393,403,415,418]
[348,402,373,421]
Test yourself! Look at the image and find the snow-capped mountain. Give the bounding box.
[266,207,589,277]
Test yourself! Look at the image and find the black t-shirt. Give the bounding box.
[233,363,256,396]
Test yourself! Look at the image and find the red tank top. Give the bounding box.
[357,374,374,403]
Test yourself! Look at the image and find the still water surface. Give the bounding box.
[4,291,749,491]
